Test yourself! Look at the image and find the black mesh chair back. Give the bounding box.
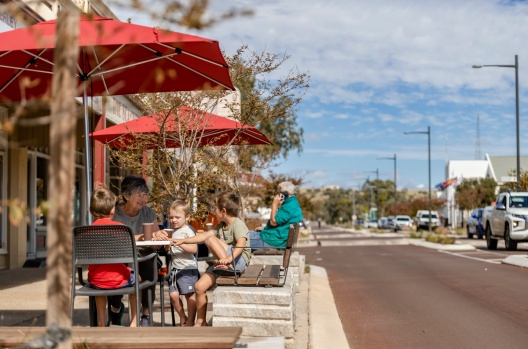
[71,224,157,327]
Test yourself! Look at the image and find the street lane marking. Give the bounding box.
[439,250,504,264]
[320,239,409,247]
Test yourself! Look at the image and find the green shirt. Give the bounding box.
[215,217,251,265]
[260,196,303,248]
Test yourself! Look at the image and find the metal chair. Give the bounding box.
[156,249,176,326]
[71,224,158,327]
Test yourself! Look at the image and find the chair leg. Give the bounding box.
[148,287,153,326]
[159,278,165,326]
[135,292,141,327]
[70,298,75,327]
[165,276,176,326]
[89,296,98,327]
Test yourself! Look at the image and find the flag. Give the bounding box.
[435,178,458,191]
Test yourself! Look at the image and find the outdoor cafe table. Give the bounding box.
[136,241,171,247]
[137,240,171,325]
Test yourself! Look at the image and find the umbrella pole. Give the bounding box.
[83,87,93,223]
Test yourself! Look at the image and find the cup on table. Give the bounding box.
[143,223,153,241]
[206,223,213,231]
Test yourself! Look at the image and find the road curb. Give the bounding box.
[308,265,350,349]
[503,255,528,268]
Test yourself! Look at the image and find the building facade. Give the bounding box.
[0,0,142,269]
[440,154,528,228]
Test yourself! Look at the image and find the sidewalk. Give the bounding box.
[0,261,349,349]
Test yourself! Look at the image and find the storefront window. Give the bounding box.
[35,157,49,257]
[0,152,6,252]
[27,153,50,259]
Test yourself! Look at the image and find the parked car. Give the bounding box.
[416,211,440,230]
[394,215,413,230]
[366,219,378,229]
[483,192,528,251]
[378,217,388,229]
[466,208,484,239]
[386,216,395,229]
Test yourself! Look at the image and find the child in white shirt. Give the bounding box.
[167,200,199,326]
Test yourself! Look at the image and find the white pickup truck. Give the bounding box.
[483,191,528,251]
[415,210,440,230]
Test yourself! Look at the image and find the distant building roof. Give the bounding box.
[446,160,490,181]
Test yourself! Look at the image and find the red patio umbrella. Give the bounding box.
[89,107,272,149]
[0,14,235,207]
[0,14,234,102]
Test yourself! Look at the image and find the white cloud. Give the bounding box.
[113,0,528,189]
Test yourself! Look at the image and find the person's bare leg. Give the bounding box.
[169,292,187,326]
[194,273,215,326]
[185,292,197,326]
[129,294,137,327]
[95,296,107,327]
[205,236,229,260]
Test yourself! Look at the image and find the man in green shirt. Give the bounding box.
[250,181,303,250]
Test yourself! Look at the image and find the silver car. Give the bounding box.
[394,215,413,230]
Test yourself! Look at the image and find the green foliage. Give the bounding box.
[455,177,497,210]
[409,231,423,239]
[228,46,309,171]
[109,45,310,219]
[500,169,528,192]
[394,197,445,217]
[424,233,455,245]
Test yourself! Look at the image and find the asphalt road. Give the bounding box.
[302,226,528,349]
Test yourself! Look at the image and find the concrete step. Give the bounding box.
[213,281,294,306]
[213,317,295,338]
[214,303,293,320]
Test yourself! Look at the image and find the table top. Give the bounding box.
[136,240,171,247]
[0,326,242,349]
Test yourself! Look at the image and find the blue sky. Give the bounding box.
[4,0,528,190]
[169,0,528,191]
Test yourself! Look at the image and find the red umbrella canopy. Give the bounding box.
[0,15,234,102]
[89,107,272,149]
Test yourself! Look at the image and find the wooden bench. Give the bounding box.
[0,326,242,349]
[215,223,299,287]
[252,222,301,256]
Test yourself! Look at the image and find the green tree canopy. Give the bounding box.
[455,177,497,211]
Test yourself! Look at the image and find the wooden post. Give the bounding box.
[46,8,79,349]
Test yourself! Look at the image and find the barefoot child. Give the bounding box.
[87,188,138,327]
[167,200,199,326]
[172,190,251,326]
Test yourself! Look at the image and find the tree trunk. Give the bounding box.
[46,9,79,349]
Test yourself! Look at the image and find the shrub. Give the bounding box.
[425,233,455,245]
[409,231,423,239]
[435,227,450,235]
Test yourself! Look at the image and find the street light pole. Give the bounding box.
[378,155,397,216]
[364,169,380,217]
[473,55,520,190]
[404,126,432,233]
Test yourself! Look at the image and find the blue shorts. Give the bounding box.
[168,268,199,295]
[249,231,275,252]
[206,246,248,278]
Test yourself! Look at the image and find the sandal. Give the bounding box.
[212,265,242,276]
